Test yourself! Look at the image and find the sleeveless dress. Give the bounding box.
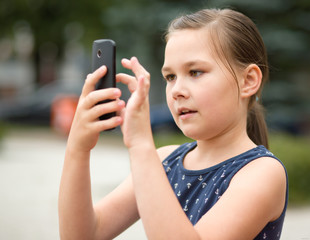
[162,142,288,240]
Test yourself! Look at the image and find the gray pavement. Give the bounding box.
[0,128,309,240]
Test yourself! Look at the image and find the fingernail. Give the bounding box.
[114,89,121,96]
[122,58,130,64]
[118,100,125,107]
[116,116,123,124]
[100,65,107,72]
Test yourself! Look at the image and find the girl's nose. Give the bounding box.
[171,78,189,100]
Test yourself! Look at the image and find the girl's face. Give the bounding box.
[162,29,245,141]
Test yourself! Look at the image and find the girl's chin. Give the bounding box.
[179,127,202,141]
[179,126,216,142]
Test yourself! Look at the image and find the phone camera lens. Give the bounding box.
[97,49,102,58]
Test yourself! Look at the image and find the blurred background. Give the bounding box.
[0,0,309,132]
[0,0,309,239]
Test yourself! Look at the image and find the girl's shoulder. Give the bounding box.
[157,144,180,162]
[156,142,196,162]
[229,155,287,221]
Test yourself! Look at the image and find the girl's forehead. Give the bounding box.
[164,29,216,64]
[166,29,209,48]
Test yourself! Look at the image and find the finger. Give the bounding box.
[121,58,132,69]
[117,105,126,119]
[83,88,121,109]
[81,66,107,98]
[116,73,137,93]
[121,57,150,95]
[121,57,150,82]
[129,57,150,83]
[89,99,125,121]
[136,75,150,103]
[93,115,123,132]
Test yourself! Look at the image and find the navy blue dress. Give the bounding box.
[162,142,288,239]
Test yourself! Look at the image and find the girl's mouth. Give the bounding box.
[180,109,197,115]
[178,108,197,119]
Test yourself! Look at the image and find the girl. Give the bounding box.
[59,8,288,240]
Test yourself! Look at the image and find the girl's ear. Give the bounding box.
[240,64,262,99]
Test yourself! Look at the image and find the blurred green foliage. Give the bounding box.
[0,122,7,143]
[269,132,310,205]
[154,131,310,206]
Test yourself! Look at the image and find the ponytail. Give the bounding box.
[247,101,269,149]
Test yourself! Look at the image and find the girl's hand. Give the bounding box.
[116,57,153,149]
[67,66,125,153]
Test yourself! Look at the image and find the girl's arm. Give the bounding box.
[118,57,201,239]
[129,145,201,239]
[58,66,139,240]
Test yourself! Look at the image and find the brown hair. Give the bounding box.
[165,8,269,149]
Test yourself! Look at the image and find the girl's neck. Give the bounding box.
[184,125,256,171]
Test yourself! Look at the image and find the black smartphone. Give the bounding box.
[91,39,116,121]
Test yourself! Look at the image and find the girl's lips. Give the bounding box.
[180,112,196,120]
[177,108,198,120]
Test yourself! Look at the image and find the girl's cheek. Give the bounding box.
[166,93,173,107]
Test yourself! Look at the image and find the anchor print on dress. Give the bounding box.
[187,183,192,189]
[265,150,274,156]
[213,175,218,186]
[182,175,185,181]
[198,175,203,181]
[183,199,189,212]
[183,205,188,212]
[263,232,267,239]
[201,182,207,188]
[215,189,222,199]
[186,143,192,148]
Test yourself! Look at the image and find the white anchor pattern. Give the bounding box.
[163,142,287,240]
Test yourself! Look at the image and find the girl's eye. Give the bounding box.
[190,70,203,77]
[164,74,177,82]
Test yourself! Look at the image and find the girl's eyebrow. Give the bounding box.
[162,59,212,74]
[185,60,212,68]
[161,66,171,74]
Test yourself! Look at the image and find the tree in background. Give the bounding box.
[0,0,110,85]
